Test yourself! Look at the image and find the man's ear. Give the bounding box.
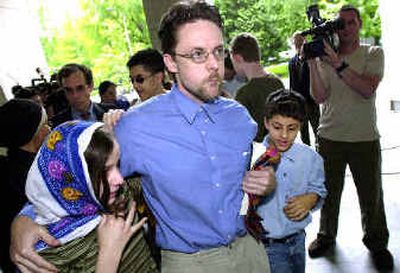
[88,83,94,93]
[163,54,178,74]
[231,53,243,63]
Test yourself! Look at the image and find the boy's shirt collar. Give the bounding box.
[262,135,296,162]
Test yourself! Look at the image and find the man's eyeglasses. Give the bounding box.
[130,73,154,84]
[173,47,226,64]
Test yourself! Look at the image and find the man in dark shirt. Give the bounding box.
[288,32,320,146]
[50,63,116,127]
[231,33,284,142]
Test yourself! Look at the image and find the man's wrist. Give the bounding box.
[336,61,349,77]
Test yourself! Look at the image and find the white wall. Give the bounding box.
[0,0,48,100]
[378,0,400,106]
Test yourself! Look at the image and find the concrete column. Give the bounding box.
[142,0,214,51]
[378,0,400,110]
[142,0,179,50]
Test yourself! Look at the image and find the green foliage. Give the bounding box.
[215,0,381,66]
[266,62,289,78]
[39,0,381,85]
[40,0,151,88]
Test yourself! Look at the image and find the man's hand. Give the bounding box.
[10,216,60,273]
[321,40,342,69]
[283,193,319,221]
[103,109,125,131]
[242,166,276,196]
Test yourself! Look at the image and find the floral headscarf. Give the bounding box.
[26,121,105,250]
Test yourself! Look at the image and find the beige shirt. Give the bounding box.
[317,45,384,142]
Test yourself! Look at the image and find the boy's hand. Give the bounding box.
[283,193,319,221]
[242,166,276,196]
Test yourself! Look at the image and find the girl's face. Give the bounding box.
[104,140,124,205]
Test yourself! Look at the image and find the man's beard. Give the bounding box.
[181,74,223,103]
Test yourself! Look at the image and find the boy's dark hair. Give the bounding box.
[265,89,306,123]
[126,48,165,74]
[98,80,116,96]
[230,33,261,62]
[57,63,93,86]
[158,0,223,55]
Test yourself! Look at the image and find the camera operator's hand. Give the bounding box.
[321,40,342,69]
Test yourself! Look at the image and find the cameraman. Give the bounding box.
[306,5,393,270]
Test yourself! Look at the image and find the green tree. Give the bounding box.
[39,0,381,84]
[215,0,381,65]
[40,0,151,89]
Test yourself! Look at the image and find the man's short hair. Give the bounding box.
[98,81,116,96]
[265,89,306,123]
[126,48,165,74]
[158,0,223,55]
[339,4,361,21]
[57,63,93,86]
[230,33,261,62]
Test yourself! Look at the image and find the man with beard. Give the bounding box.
[10,1,275,273]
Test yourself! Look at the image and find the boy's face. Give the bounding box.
[264,115,301,152]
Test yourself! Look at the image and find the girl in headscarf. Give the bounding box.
[23,120,157,273]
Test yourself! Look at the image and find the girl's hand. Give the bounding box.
[96,203,147,273]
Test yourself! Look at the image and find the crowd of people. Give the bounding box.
[0,1,394,273]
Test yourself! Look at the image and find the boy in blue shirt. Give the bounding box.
[256,89,326,273]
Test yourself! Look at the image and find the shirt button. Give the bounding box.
[242,151,249,157]
[205,119,209,123]
[283,173,287,177]
[201,131,206,136]
[215,183,220,187]
[218,209,223,214]
[227,234,232,240]
[210,155,216,160]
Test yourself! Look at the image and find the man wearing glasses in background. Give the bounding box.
[126,48,168,103]
[50,63,116,127]
[10,1,275,272]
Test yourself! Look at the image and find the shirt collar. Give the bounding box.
[171,84,218,124]
[71,101,94,120]
[262,135,296,162]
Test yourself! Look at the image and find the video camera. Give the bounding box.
[12,67,61,105]
[300,5,344,59]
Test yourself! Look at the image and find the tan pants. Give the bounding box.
[161,234,270,273]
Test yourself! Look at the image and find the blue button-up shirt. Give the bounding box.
[257,137,326,239]
[115,85,257,253]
